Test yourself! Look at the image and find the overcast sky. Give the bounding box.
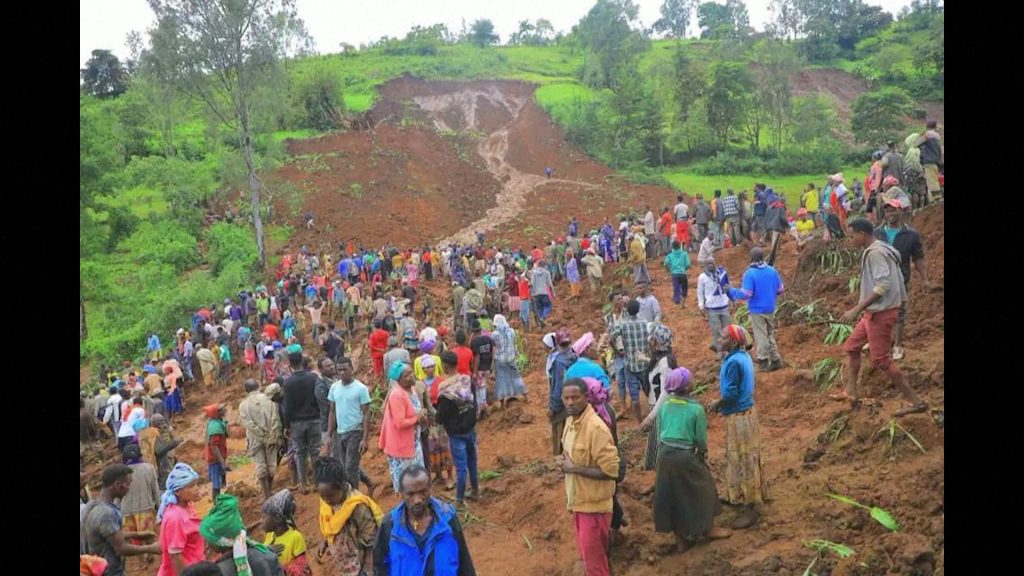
[80,0,915,68]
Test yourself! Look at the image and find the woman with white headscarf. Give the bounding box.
[491,315,529,409]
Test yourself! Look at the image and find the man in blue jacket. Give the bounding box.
[729,247,785,371]
[373,464,476,576]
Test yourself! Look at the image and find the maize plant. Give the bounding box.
[872,419,927,455]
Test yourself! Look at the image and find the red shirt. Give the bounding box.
[453,346,474,375]
[263,323,279,341]
[517,278,531,300]
[658,213,673,236]
[581,238,591,250]
[369,329,390,356]
[206,430,227,464]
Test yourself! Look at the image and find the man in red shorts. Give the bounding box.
[835,218,927,416]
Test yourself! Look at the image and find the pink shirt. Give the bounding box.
[158,503,205,576]
[378,388,419,458]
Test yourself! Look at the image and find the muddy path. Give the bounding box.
[411,86,599,246]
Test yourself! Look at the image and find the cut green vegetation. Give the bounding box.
[813,358,842,390]
[823,323,853,345]
[827,493,900,532]
[804,539,855,559]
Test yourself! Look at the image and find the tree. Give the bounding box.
[782,0,892,58]
[697,0,750,39]
[81,49,130,98]
[653,0,696,38]
[672,46,705,127]
[790,94,836,144]
[851,86,913,144]
[753,41,800,154]
[766,0,803,40]
[295,67,344,130]
[835,1,891,50]
[535,19,556,43]
[575,0,648,90]
[468,19,499,47]
[509,19,556,45]
[912,13,943,80]
[705,61,752,146]
[144,0,309,270]
[128,27,188,158]
[610,68,665,167]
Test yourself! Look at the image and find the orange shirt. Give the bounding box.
[658,213,673,236]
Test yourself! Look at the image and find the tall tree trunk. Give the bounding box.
[240,106,267,270]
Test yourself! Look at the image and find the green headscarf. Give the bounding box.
[200,494,271,561]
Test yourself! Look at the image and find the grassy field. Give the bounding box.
[291,44,583,113]
[659,163,870,207]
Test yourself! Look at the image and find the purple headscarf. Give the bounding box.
[665,367,693,395]
[582,377,612,429]
[419,339,436,354]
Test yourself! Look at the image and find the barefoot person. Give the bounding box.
[834,219,928,416]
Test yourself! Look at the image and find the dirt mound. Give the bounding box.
[272,122,500,251]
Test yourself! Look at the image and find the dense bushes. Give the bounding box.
[81,221,258,363]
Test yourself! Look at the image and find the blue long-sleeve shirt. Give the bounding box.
[548,349,576,413]
[729,263,784,314]
[719,348,755,415]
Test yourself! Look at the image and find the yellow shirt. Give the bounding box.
[802,190,819,213]
[560,405,619,513]
[263,527,307,566]
[796,219,816,235]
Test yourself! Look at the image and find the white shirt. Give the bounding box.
[698,272,731,310]
[419,327,438,343]
[644,211,656,235]
[103,394,123,424]
[674,202,689,220]
[697,237,715,265]
[119,406,146,438]
[637,295,661,324]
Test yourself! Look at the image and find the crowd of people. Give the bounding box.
[81,121,941,576]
